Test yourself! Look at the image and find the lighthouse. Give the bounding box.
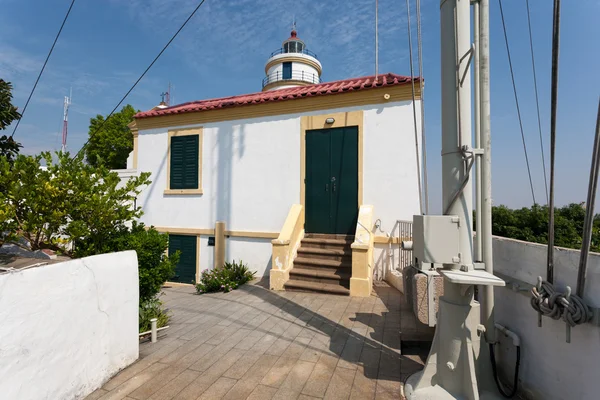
[262,26,322,91]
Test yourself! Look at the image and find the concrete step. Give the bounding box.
[284,279,350,296]
[289,267,351,284]
[297,247,351,262]
[305,233,355,241]
[300,237,353,250]
[293,257,352,269]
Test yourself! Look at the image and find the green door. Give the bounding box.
[305,126,359,234]
[168,235,197,284]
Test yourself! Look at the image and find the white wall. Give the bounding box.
[266,61,320,83]
[493,237,600,400]
[137,101,422,273]
[0,251,139,400]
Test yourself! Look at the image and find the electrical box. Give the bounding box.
[412,215,461,265]
[208,237,215,246]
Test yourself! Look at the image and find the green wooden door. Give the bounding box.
[305,126,358,234]
[168,235,197,284]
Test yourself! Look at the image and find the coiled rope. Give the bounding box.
[530,277,592,331]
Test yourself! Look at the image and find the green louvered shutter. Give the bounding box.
[168,234,197,284]
[170,135,199,189]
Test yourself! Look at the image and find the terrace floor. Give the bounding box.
[86,280,434,400]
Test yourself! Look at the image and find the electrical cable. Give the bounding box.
[405,0,424,215]
[489,343,520,398]
[498,0,537,205]
[75,0,208,159]
[525,0,549,204]
[11,0,76,138]
[415,0,428,214]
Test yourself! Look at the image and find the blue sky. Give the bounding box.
[1,0,599,212]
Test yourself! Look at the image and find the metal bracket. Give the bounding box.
[459,44,475,87]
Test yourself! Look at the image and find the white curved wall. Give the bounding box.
[0,251,139,400]
[266,61,320,83]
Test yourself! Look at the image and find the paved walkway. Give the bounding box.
[87,281,433,400]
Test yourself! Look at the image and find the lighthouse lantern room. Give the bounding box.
[262,26,322,91]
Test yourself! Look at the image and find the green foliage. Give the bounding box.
[139,296,170,333]
[75,222,178,302]
[0,151,150,251]
[195,260,256,294]
[0,80,21,130]
[0,80,22,164]
[476,203,598,252]
[85,104,138,169]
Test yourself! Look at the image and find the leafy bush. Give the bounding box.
[139,296,170,333]
[196,260,255,294]
[474,203,600,252]
[0,151,150,251]
[75,222,178,302]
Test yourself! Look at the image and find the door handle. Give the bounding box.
[331,177,336,192]
[326,184,329,192]
[333,183,336,192]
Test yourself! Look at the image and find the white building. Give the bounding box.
[128,29,422,296]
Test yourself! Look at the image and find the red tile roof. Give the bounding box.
[135,73,419,119]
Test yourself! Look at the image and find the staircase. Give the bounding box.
[284,233,354,295]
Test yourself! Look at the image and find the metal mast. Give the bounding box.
[404,0,504,397]
[61,88,71,153]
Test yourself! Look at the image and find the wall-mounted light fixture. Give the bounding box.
[325,117,335,124]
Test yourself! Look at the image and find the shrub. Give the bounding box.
[196,260,255,294]
[139,296,170,333]
[75,222,178,302]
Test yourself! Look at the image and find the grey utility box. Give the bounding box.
[413,215,461,265]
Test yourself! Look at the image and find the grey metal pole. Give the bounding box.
[441,0,472,272]
[480,0,496,344]
[577,100,600,298]
[375,0,379,79]
[474,0,482,262]
[547,0,561,284]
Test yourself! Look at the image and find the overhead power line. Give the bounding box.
[525,0,549,204]
[498,0,537,205]
[75,0,208,159]
[11,0,77,138]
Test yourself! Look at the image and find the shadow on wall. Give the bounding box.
[143,149,168,210]
[209,282,430,382]
[226,236,273,278]
[213,123,247,262]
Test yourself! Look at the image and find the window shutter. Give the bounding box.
[170,135,199,189]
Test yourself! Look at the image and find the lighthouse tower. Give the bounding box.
[262,26,322,91]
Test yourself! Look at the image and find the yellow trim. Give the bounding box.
[163,189,204,195]
[129,120,139,169]
[262,80,313,92]
[215,221,225,269]
[153,226,279,239]
[265,55,322,75]
[270,204,304,290]
[300,111,364,211]
[134,84,419,131]
[196,235,201,283]
[228,231,279,239]
[350,205,375,297]
[373,236,412,245]
[165,127,203,196]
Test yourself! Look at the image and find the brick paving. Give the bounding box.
[87,280,433,400]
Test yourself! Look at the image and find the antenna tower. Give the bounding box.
[61,88,72,153]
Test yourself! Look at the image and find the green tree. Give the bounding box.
[85,104,137,169]
[479,202,597,252]
[0,151,150,251]
[0,79,22,164]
